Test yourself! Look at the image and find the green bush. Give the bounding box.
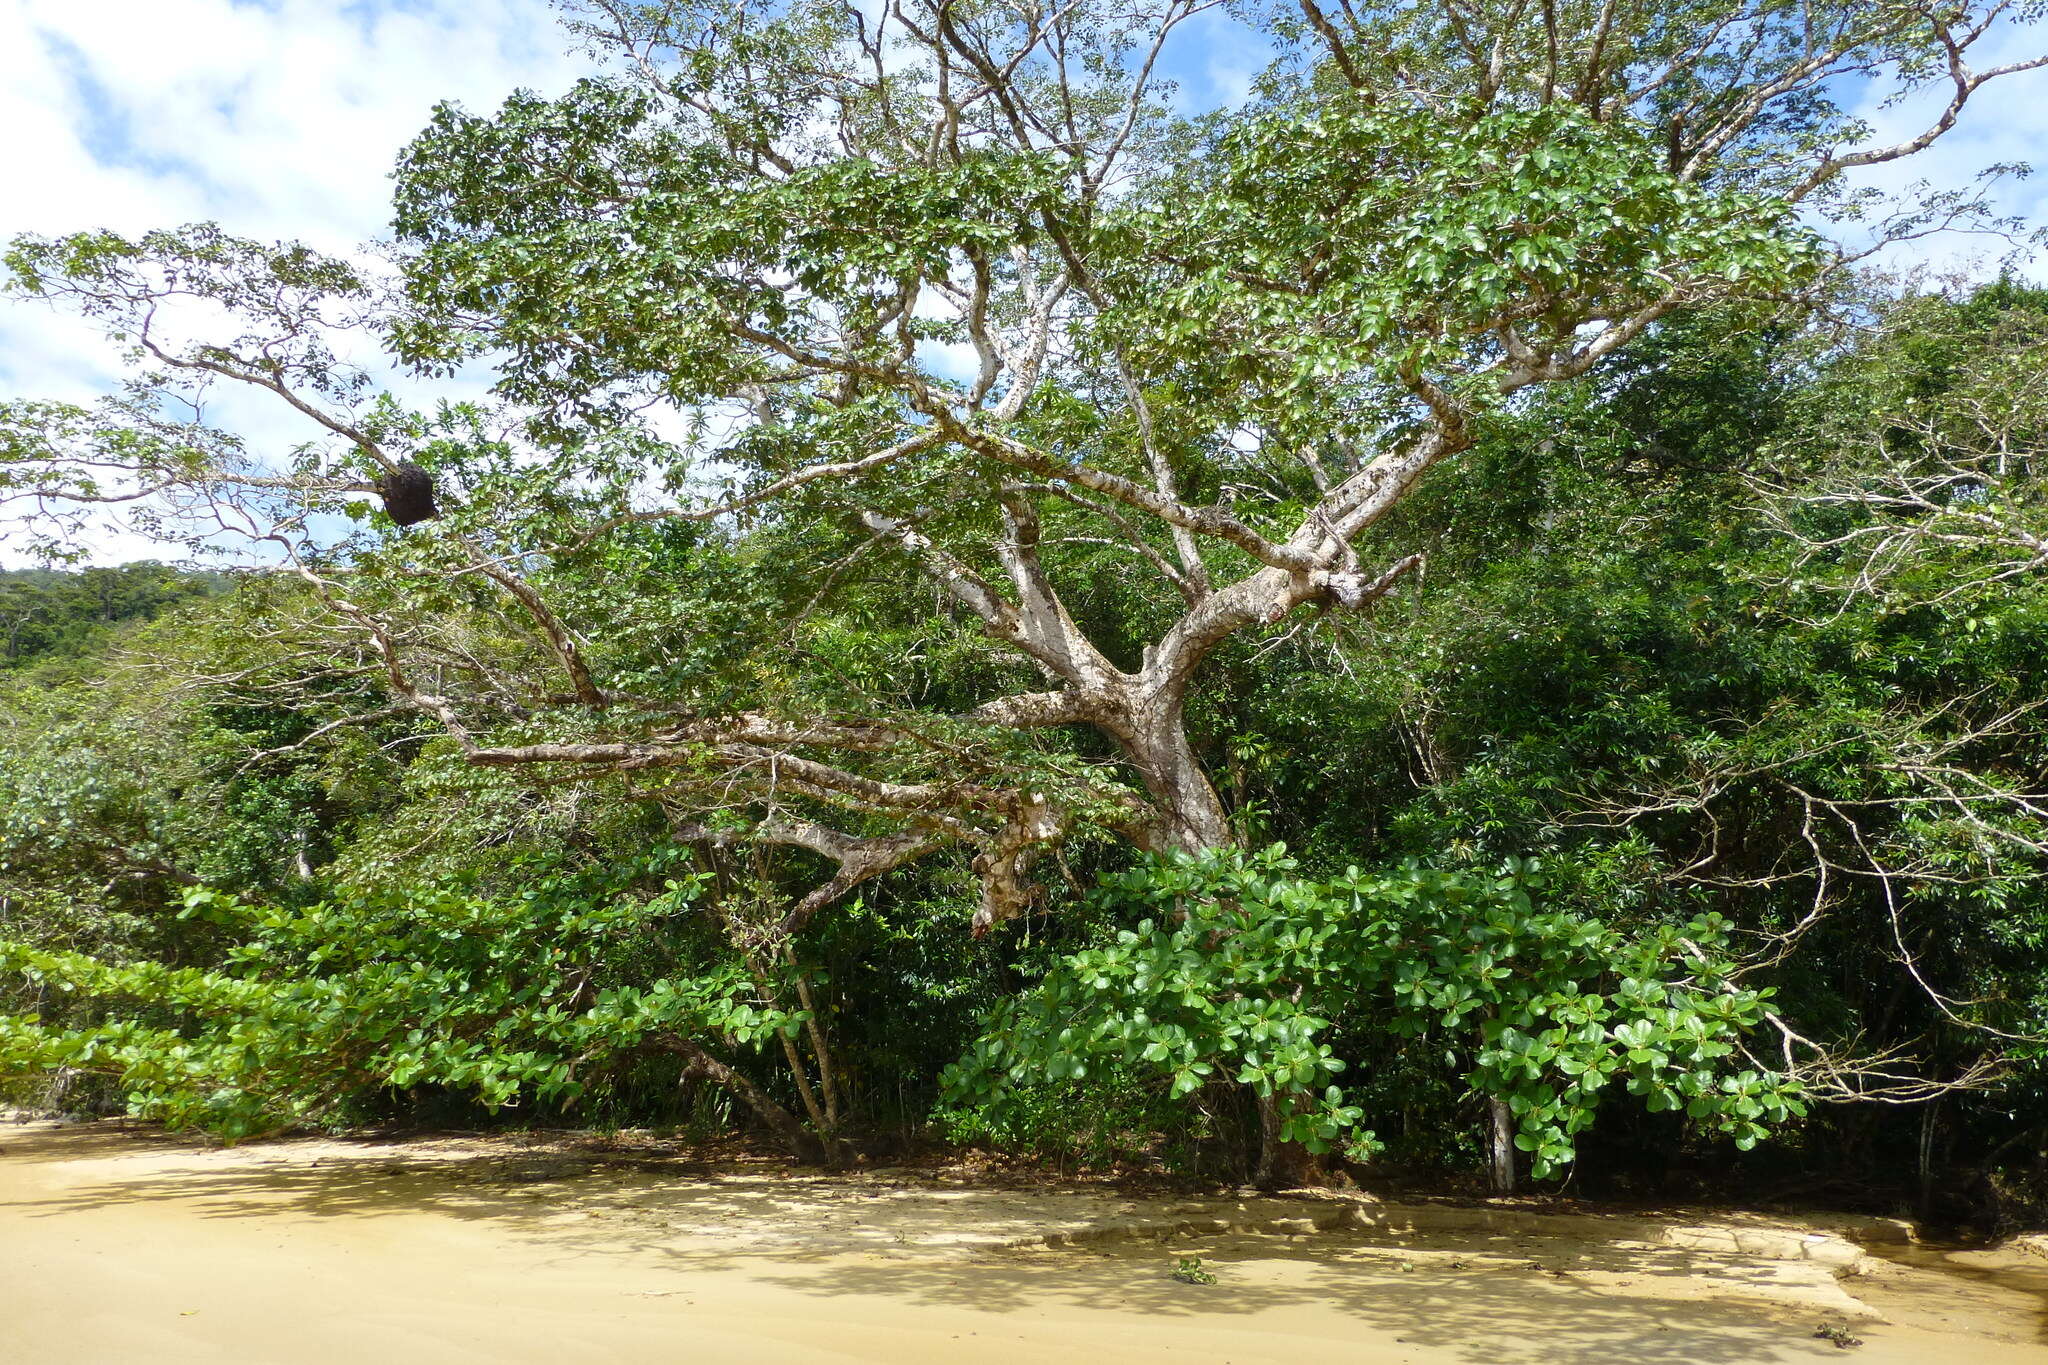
[946,847,1804,1179]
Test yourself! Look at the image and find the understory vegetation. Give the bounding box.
[2,0,2045,1232]
[5,278,2044,1221]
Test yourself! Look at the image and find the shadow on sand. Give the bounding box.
[0,1122,1921,1364]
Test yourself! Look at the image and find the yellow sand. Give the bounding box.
[3,1120,2041,1364]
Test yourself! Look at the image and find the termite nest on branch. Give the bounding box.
[377,461,439,526]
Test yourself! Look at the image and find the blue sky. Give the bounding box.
[1,0,2044,561]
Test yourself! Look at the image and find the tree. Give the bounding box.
[1,2,2042,1166]
[9,0,2037,920]
[1224,280,2048,1192]
[0,563,212,666]
[1764,275,2048,603]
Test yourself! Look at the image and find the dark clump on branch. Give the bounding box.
[378,462,439,526]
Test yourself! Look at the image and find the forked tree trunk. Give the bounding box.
[1114,693,1324,1186]
[1111,690,1233,855]
[786,952,844,1130]
[777,1030,834,1135]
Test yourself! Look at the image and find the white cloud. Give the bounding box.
[0,0,580,564]
[5,0,580,247]
[1171,10,1272,112]
[1833,21,2048,279]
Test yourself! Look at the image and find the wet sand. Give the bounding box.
[3,1119,2043,1364]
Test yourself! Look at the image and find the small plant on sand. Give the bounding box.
[1171,1257,1217,1286]
[1813,1322,1863,1349]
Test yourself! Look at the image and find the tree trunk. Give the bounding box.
[1487,1096,1517,1195]
[1917,1100,1940,1222]
[1253,1092,1318,1188]
[1111,687,1232,854]
[666,1037,831,1166]
[1117,686,1332,1184]
[777,1030,834,1134]
[785,952,845,1130]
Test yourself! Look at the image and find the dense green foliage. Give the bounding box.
[944,848,1800,1178]
[0,563,215,667]
[1,276,2043,1216]
[3,861,790,1139]
[1,0,2044,1226]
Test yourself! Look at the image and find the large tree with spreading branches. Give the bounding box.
[4,0,2043,940]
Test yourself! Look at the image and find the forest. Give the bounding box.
[2,0,2045,1238]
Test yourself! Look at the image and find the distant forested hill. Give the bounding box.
[0,564,227,669]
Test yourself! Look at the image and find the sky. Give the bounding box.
[1,0,2045,564]
[0,0,593,561]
